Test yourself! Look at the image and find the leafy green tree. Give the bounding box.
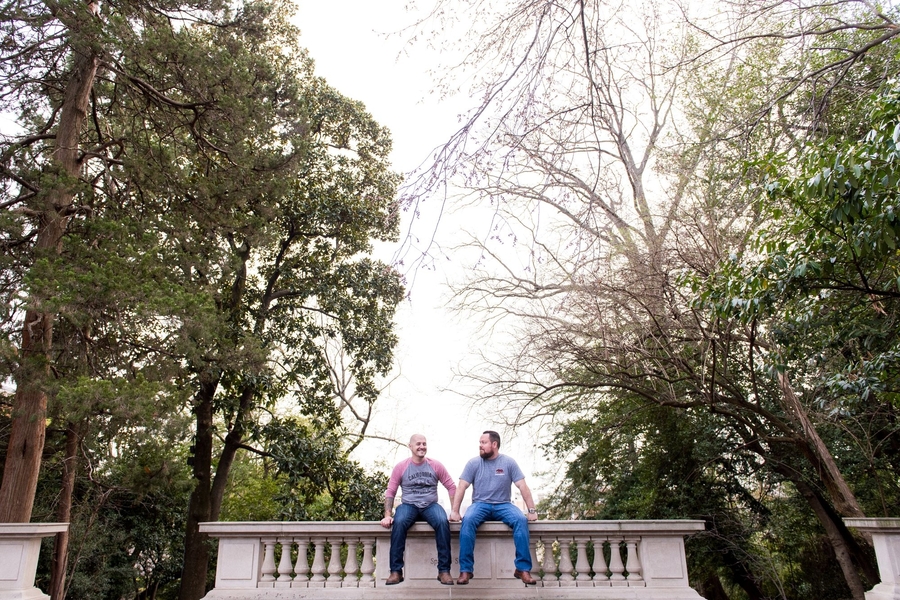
[3,3,402,600]
[258,417,387,521]
[151,30,403,596]
[0,0,331,524]
[23,404,195,600]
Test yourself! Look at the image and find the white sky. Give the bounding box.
[291,0,551,500]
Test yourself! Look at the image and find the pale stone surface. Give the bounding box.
[0,524,68,600]
[846,518,900,600]
[200,520,706,600]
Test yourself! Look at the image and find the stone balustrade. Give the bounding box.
[0,523,68,600]
[199,519,706,599]
[845,518,900,600]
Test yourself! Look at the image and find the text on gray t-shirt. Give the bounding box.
[400,460,441,508]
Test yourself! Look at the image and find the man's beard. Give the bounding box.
[479,449,494,459]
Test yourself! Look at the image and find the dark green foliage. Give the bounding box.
[28,415,195,600]
[1,0,402,595]
[260,417,387,521]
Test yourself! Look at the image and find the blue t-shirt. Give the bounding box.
[459,454,525,504]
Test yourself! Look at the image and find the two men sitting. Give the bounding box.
[379,431,538,586]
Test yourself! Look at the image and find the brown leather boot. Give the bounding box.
[457,572,473,585]
[514,569,537,585]
[437,571,454,585]
[385,571,404,585]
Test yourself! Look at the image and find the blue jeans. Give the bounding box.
[458,502,532,573]
[389,502,452,573]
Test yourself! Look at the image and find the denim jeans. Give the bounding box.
[458,502,532,573]
[389,502,452,573]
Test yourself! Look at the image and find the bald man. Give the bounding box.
[380,434,457,585]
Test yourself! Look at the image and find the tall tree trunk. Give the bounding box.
[49,422,81,600]
[790,478,869,600]
[177,377,218,600]
[0,50,99,523]
[209,385,255,520]
[179,253,259,599]
[179,381,257,600]
[769,459,879,596]
[777,372,866,519]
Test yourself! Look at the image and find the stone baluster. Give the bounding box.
[260,538,277,585]
[530,537,539,579]
[309,537,327,585]
[574,537,592,587]
[557,537,576,586]
[536,538,546,584]
[359,538,376,586]
[591,538,609,586]
[625,538,644,583]
[343,539,359,587]
[293,538,310,587]
[608,537,627,585]
[541,536,559,587]
[326,538,343,588]
[275,537,294,587]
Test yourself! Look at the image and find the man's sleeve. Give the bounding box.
[459,458,476,484]
[507,457,526,483]
[385,459,407,499]
[429,459,457,499]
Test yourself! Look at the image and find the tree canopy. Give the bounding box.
[1,0,403,597]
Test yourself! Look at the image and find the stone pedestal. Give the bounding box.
[0,523,68,600]
[845,518,900,600]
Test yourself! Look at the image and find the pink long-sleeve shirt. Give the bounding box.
[385,457,457,508]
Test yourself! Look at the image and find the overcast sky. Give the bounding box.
[290,0,551,500]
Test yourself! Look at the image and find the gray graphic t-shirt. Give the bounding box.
[459,454,525,504]
[400,460,441,508]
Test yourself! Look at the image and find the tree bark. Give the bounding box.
[767,457,879,595]
[177,377,218,600]
[209,385,255,520]
[790,477,869,600]
[49,422,81,600]
[179,381,258,600]
[0,49,99,523]
[777,372,866,519]
[695,571,733,600]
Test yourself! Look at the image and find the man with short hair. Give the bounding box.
[380,434,457,585]
[449,430,538,586]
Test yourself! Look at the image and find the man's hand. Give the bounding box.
[526,511,538,522]
[449,479,469,523]
[380,516,393,528]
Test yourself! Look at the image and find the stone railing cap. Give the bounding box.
[844,517,900,532]
[199,519,706,537]
[0,522,69,536]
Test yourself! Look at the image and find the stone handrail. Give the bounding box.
[0,523,68,600]
[845,518,900,600]
[199,519,706,599]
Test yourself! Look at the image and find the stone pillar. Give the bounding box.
[846,518,900,600]
[0,523,68,600]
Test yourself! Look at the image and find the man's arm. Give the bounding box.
[429,459,457,500]
[515,479,538,522]
[380,460,406,528]
[448,479,470,522]
[380,496,395,528]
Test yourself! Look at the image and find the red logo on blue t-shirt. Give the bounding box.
[495,469,504,475]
